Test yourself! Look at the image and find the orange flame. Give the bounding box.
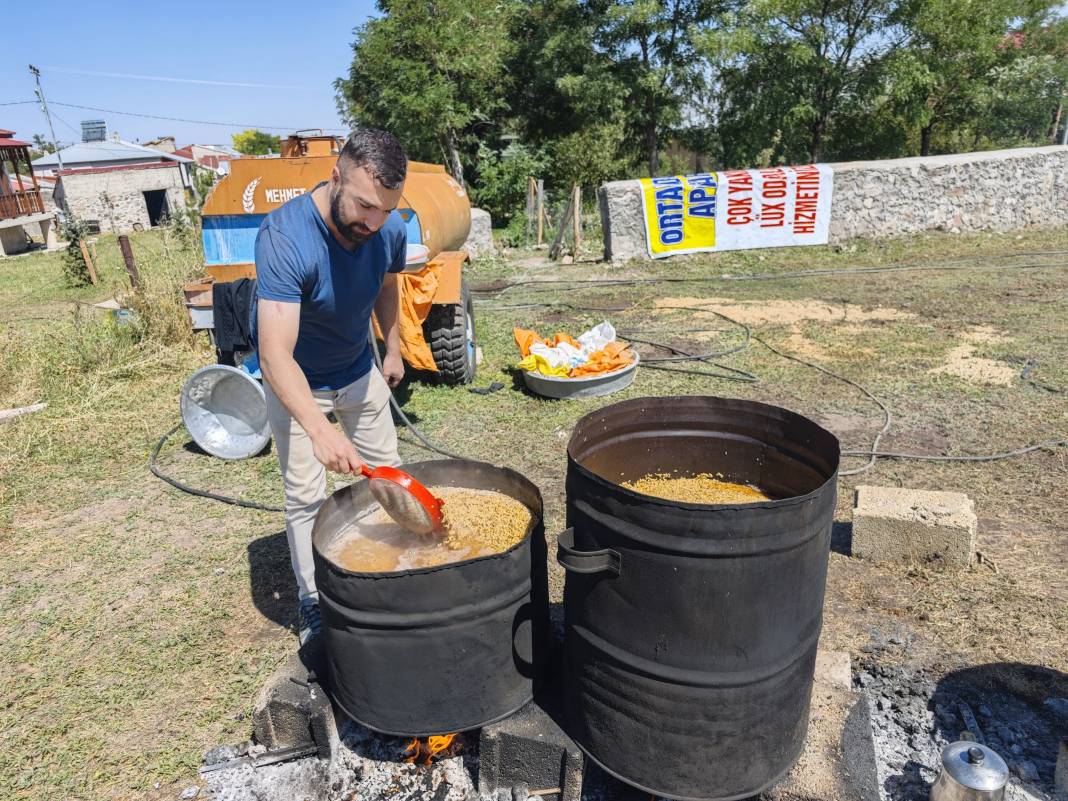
[402,733,460,765]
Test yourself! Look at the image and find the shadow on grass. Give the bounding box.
[247,529,298,629]
[180,436,273,458]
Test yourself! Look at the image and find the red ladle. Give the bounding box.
[359,463,444,535]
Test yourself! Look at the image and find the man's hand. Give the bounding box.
[382,350,405,388]
[310,424,363,475]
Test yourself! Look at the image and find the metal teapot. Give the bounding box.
[930,742,1009,801]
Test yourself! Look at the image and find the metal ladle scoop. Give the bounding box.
[359,463,444,535]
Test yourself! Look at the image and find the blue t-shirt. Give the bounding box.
[252,189,406,390]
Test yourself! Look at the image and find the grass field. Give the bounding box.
[1,223,1066,799]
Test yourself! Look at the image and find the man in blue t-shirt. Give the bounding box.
[254,128,408,644]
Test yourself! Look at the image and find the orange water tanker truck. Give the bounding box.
[197,131,477,384]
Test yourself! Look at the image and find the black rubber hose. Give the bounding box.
[149,422,284,512]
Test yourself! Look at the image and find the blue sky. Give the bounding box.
[2,0,378,148]
[5,1,1068,151]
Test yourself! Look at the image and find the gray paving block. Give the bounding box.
[251,647,341,759]
[852,485,977,569]
[478,699,583,801]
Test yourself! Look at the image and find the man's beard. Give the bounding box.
[330,187,373,247]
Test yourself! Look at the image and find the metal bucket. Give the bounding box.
[559,395,840,800]
[179,364,270,460]
[521,354,640,400]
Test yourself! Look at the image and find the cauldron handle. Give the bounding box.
[556,529,621,576]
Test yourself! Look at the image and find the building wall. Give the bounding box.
[598,145,1068,261]
[57,166,188,234]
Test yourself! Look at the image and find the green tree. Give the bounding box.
[885,0,1060,156]
[711,0,909,165]
[470,142,546,223]
[335,0,516,188]
[505,0,635,186]
[30,133,56,160]
[1032,17,1068,145]
[593,0,723,176]
[231,129,281,155]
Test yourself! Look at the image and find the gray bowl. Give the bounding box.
[521,353,640,400]
[180,365,271,460]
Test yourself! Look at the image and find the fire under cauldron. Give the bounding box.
[312,459,550,737]
[559,395,840,801]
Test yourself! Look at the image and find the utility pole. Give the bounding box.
[29,65,64,172]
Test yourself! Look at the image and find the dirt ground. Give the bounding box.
[2,226,1067,800]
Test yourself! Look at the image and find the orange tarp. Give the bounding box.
[374,264,441,372]
[570,340,634,376]
[513,328,580,357]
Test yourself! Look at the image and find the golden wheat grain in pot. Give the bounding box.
[622,473,771,504]
[328,485,533,572]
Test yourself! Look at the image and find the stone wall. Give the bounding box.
[599,145,1068,262]
[56,164,188,234]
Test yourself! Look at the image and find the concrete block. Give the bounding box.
[463,207,495,259]
[597,181,645,263]
[0,225,30,256]
[252,647,341,759]
[852,485,977,569]
[815,650,853,691]
[478,698,583,801]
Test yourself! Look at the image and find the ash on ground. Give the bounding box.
[856,651,1067,801]
[201,721,652,801]
[204,725,475,801]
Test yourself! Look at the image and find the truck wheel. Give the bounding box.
[424,281,476,385]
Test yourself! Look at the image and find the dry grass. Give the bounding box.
[0,224,1066,799]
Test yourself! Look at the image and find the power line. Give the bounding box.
[40,65,332,93]
[47,101,346,133]
[0,100,37,106]
[48,109,83,139]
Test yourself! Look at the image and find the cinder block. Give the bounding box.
[852,485,977,569]
[478,699,584,801]
[252,648,341,759]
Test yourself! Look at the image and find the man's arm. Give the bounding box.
[375,272,404,388]
[258,299,362,474]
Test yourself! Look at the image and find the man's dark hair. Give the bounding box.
[339,128,407,190]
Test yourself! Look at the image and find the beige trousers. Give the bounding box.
[263,367,401,601]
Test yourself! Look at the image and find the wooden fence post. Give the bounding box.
[535,179,545,246]
[525,177,536,244]
[118,235,141,290]
[548,190,575,261]
[571,184,582,254]
[78,240,99,285]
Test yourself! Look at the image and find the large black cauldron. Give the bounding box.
[559,396,840,801]
[313,459,550,736]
